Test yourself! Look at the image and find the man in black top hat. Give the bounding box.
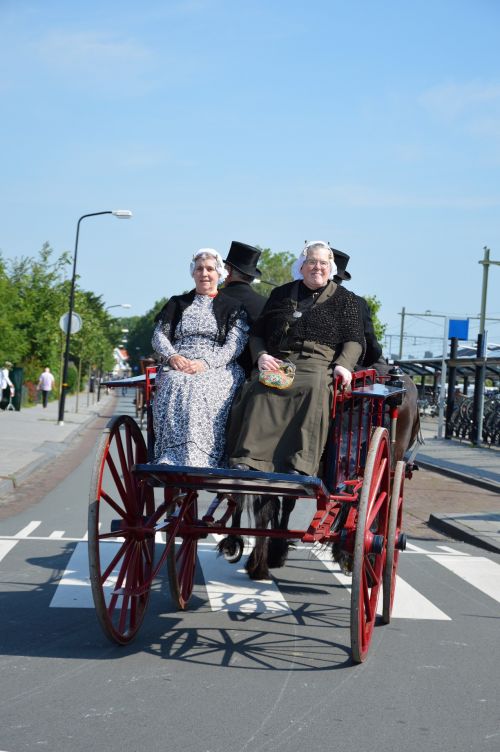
[331,248,384,367]
[220,241,266,325]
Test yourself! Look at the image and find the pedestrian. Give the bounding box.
[37,366,55,408]
[0,361,15,410]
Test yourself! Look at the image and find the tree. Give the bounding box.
[120,298,168,372]
[0,244,124,402]
[253,247,295,297]
[362,295,386,342]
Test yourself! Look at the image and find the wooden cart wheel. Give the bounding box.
[350,426,390,663]
[88,415,155,644]
[166,492,199,610]
[382,460,405,623]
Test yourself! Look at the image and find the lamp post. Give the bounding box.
[57,210,132,425]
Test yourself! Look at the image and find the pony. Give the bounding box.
[218,367,422,580]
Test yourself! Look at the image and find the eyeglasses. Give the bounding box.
[304,259,329,268]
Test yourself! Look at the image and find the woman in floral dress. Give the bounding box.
[152,249,248,467]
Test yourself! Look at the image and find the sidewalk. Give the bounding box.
[417,417,500,554]
[0,391,115,496]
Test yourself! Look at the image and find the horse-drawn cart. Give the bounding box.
[89,366,410,663]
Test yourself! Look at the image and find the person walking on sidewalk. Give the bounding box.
[37,367,55,408]
[0,361,15,410]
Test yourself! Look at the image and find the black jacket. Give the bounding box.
[220,282,265,324]
[220,282,266,375]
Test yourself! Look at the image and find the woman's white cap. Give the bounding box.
[291,240,337,281]
[190,248,228,283]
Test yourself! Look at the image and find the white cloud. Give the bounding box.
[419,81,500,121]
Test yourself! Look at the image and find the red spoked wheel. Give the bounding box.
[166,490,199,610]
[350,426,390,663]
[382,460,405,624]
[88,415,155,644]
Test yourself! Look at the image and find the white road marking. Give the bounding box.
[428,554,500,604]
[2,528,493,617]
[390,576,451,620]
[50,541,120,608]
[436,545,469,556]
[312,546,451,620]
[15,521,41,537]
[0,540,18,563]
[198,547,290,614]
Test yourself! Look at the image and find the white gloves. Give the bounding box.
[334,365,352,387]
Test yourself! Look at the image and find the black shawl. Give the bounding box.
[154,290,245,345]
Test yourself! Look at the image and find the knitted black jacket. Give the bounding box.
[252,280,365,354]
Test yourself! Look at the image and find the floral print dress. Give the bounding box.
[152,294,248,467]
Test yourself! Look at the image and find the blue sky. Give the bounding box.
[1,0,500,358]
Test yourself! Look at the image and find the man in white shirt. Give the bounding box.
[0,361,15,410]
[38,367,55,408]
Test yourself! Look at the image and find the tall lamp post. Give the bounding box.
[57,210,132,425]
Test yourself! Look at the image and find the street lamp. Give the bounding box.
[106,303,132,311]
[57,210,132,425]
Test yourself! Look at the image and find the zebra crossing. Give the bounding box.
[1,522,500,619]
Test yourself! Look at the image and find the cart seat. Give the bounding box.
[132,464,331,503]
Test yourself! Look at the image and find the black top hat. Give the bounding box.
[224,241,262,278]
[330,247,352,281]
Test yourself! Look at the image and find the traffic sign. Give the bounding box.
[59,312,82,335]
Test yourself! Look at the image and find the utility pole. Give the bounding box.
[398,306,405,359]
[475,246,500,445]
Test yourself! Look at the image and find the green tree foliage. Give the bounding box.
[253,247,295,297]
[120,298,168,372]
[0,244,122,402]
[362,294,386,342]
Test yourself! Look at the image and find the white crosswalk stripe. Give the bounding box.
[198,546,290,614]
[311,545,451,620]
[428,552,500,604]
[1,523,500,619]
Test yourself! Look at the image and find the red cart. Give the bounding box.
[89,367,408,663]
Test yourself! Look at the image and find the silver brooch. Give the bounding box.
[292,311,302,318]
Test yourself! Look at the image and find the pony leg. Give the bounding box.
[246,495,276,580]
[217,494,245,563]
[267,496,296,568]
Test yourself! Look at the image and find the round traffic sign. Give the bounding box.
[59,312,83,334]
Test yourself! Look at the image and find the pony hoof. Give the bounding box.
[267,538,289,568]
[217,535,244,564]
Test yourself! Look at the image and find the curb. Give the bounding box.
[428,513,500,555]
[417,457,500,495]
[0,397,115,498]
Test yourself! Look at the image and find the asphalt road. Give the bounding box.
[1,395,499,752]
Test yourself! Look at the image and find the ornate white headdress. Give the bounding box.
[291,240,337,281]
[190,248,228,283]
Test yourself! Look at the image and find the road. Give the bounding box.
[1,395,499,752]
